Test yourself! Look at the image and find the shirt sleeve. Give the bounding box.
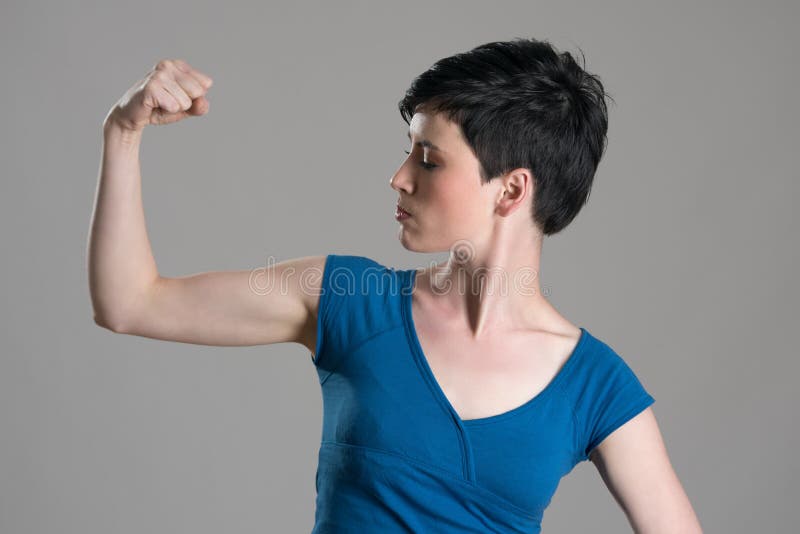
[311,254,399,374]
[313,253,360,371]
[311,254,338,368]
[576,345,655,462]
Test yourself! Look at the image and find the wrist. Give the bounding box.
[103,119,143,146]
[103,107,144,143]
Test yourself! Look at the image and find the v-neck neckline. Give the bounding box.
[402,267,588,426]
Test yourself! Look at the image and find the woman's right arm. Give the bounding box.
[87,59,324,352]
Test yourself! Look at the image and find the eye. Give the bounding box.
[403,150,437,170]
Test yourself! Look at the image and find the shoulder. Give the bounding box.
[569,329,642,380]
[568,331,655,412]
[321,254,407,295]
[313,253,408,369]
[561,328,656,463]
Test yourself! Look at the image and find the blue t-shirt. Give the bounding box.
[309,254,655,533]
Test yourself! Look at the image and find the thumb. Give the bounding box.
[188,96,210,116]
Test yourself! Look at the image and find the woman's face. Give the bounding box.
[390,111,502,253]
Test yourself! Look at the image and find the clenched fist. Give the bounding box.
[104,59,214,132]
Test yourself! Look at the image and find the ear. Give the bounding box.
[495,168,532,217]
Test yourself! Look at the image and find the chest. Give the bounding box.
[410,301,580,422]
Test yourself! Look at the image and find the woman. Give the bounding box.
[88,38,702,533]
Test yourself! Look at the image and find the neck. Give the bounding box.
[426,218,557,340]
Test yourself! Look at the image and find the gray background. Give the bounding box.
[2,0,797,532]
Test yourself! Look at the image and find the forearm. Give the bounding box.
[87,118,158,330]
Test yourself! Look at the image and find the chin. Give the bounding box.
[397,228,421,252]
[396,227,453,254]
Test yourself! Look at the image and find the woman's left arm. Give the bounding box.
[590,407,704,533]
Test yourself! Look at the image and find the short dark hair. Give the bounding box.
[398,37,612,236]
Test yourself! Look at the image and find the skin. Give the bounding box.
[88,59,702,532]
[390,110,704,533]
[391,109,571,340]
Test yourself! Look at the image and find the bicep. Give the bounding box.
[115,255,327,349]
[591,407,703,533]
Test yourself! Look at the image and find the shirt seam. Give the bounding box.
[555,379,586,465]
[584,394,655,459]
[319,439,540,521]
[319,323,404,386]
[401,268,471,481]
[343,322,406,356]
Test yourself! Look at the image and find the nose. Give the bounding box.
[389,164,414,194]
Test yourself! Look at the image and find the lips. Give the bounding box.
[396,203,412,216]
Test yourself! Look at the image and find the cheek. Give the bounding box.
[431,178,484,223]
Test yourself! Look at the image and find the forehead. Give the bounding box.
[408,111,463,150]
[409,111,446,135]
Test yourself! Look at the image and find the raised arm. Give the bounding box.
[87,59,324,352]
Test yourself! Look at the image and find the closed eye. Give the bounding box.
[404,150,437,170]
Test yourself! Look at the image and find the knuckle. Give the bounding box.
[152,70,169,84]
[177,93,191,109]
[142,83,157,99]
[182,81,203,98]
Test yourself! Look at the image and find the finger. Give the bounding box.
[160,75,192,111]
[188,95,210,116]
[174,70,205,100]
[155,85,182,114]
[173,59,214,89]
[152,105,188,125]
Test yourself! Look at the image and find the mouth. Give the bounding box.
[395,203,412,219]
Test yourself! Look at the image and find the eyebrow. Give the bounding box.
[407,130,445,153]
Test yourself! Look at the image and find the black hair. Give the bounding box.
[398,37,613,236]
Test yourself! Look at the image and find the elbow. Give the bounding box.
[93,311,128,333]
[90,281,156,334]
[92,298,140,333]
